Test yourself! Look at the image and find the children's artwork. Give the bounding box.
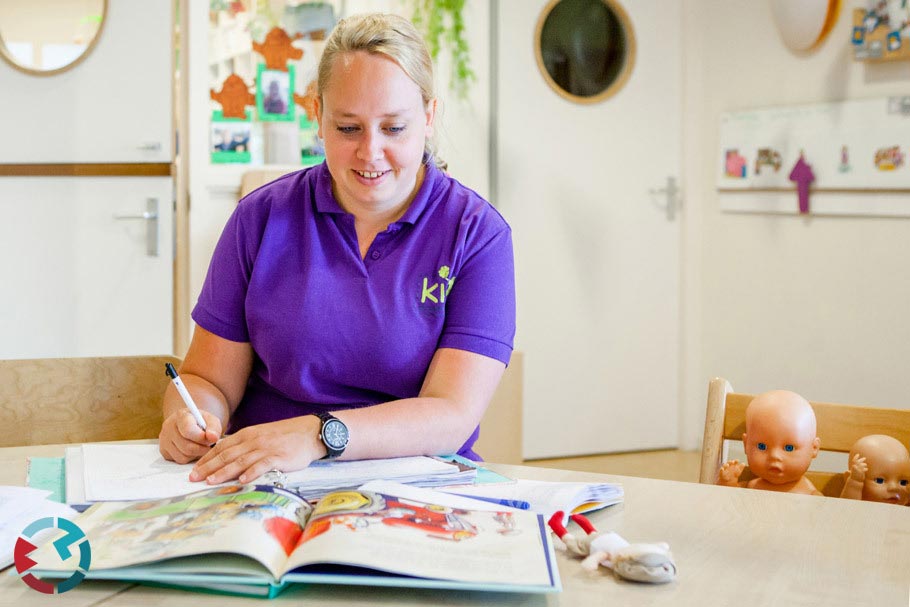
[211,111,252,164]
[724,149,747,178]
[210,73,256,119]
[874,145,905,170]
[788,152,815,214]
[257,64,295,122]
[754,148,782,175]
[294,79,319,122]
[852,3,910,61]
[253,26,303,71]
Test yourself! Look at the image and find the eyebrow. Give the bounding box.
[335,109,412,119]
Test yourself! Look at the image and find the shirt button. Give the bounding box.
[370,250,382,260]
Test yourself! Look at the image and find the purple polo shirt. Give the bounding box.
[192,161,515,459]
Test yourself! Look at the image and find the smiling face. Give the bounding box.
[743,391,820,486]
[316,51,435,216]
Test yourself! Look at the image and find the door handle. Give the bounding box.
[113,198,159,257]
[649,176,680,222]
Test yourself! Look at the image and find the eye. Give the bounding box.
[337,126,360,134]
[385,125,406,134]
[784,444,794,452]
[874,477,885,484]
[900,480,908,486]
[757,443,767,451]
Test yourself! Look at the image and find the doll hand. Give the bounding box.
[848,453,867,482]
[718,460,746,486]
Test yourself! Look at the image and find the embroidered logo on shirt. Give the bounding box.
[421,265,455,304]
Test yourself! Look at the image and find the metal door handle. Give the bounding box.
[649,176,680,222]
[113,198,159,257]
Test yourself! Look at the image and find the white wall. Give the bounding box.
[679,0,910,450]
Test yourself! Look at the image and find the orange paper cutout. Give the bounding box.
[293,80,319,121]
[210,74,255,119]
[253,27,304,71]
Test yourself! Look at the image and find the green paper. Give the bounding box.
[27,457,66,503]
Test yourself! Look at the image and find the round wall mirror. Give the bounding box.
[535,0,636,104]
[0,0,107,76]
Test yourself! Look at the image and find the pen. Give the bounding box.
[448,494,531,510]
[164,363,207,431]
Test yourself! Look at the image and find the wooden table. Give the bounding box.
[1,442,908,606]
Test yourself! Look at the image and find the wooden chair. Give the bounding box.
[0,355,179,447]
[474,351,523,465]
[699,377,910,497]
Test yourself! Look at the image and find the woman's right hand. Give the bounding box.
[159,409,223,464]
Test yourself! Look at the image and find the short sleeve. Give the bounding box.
[438,225,516,365]
[191,203,260,343]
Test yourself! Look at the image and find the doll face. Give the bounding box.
[861,454,910,505]
[743,408,819,485]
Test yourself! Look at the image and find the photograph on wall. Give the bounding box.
[257,64,296,122]
[211,111,252,164]
[300,114,325,166]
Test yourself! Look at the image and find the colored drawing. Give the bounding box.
[754,148,782,174]
[725,149,747,178]
[874,145,904,170]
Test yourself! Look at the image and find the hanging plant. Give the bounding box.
[410,0,476,100]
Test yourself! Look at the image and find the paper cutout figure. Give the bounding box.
[253,27,304,71]
[874,145,904,170]
[838,145,851,173]
[755,148,782,174]
[210,74,255,119]
[788,152,815,214]
[294,80,319,121]
[725,149,747,178]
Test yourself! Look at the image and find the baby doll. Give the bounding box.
[839,434,910,506]
[717,390,822,495]
[547,511,677,583]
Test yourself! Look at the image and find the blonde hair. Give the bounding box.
[317,13,444,169]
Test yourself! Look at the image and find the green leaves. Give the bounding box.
[411,0,476,100]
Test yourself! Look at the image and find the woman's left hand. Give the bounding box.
[190,415,326,484]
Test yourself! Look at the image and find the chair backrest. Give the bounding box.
[0,355,180,447]
[700,377,910,497]
[474,351,523,464]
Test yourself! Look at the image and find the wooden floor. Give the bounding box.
[525,449,702,483]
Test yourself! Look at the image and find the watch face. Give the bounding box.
[322,418,349,450]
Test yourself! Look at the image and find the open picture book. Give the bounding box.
[34,483,561,598]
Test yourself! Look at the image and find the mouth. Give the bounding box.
[354,169,389,180]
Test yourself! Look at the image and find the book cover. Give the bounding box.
[32,483,560,597]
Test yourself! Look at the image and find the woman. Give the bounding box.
[159,13,515,485]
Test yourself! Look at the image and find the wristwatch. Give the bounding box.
[314,412,349,459]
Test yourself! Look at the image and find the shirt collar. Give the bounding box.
[313,160,443,225]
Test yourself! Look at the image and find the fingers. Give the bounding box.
[159,411,215,464]
[191,440,276,485]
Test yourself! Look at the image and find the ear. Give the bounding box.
[424,98,438,136]
[811,436,821,458]
[741,433,747,449]
[314,96,323,139]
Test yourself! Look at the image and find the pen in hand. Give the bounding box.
[165,362,207,431]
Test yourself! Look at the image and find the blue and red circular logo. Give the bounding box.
[14,517,91,594]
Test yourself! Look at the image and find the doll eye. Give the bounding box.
[784,444,794,452]
[757,443,767,451]
[900,480,908,486]
[874,477,885,484]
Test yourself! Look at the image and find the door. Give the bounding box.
[497,0,681,457]
[0,2,173,359]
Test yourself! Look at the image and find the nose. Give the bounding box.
[357,130,383,162]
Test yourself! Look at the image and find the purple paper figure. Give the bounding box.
[788,153,815,214]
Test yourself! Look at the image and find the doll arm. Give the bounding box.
[839,453,867,500]
[717,460,746,487]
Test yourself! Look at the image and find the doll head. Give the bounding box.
[846,434,910,505]
[742,390,820,486]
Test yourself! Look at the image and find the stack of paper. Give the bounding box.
[66,444,477,503]
[0,486,79,570]
[439,479,624,518]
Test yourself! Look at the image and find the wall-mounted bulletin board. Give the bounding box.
[717,97,910,217]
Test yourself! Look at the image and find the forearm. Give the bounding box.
[333,395,484,460]
[163,373,232,429]
[839,477,864,500]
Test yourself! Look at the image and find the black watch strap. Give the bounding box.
[314,412,349,459]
